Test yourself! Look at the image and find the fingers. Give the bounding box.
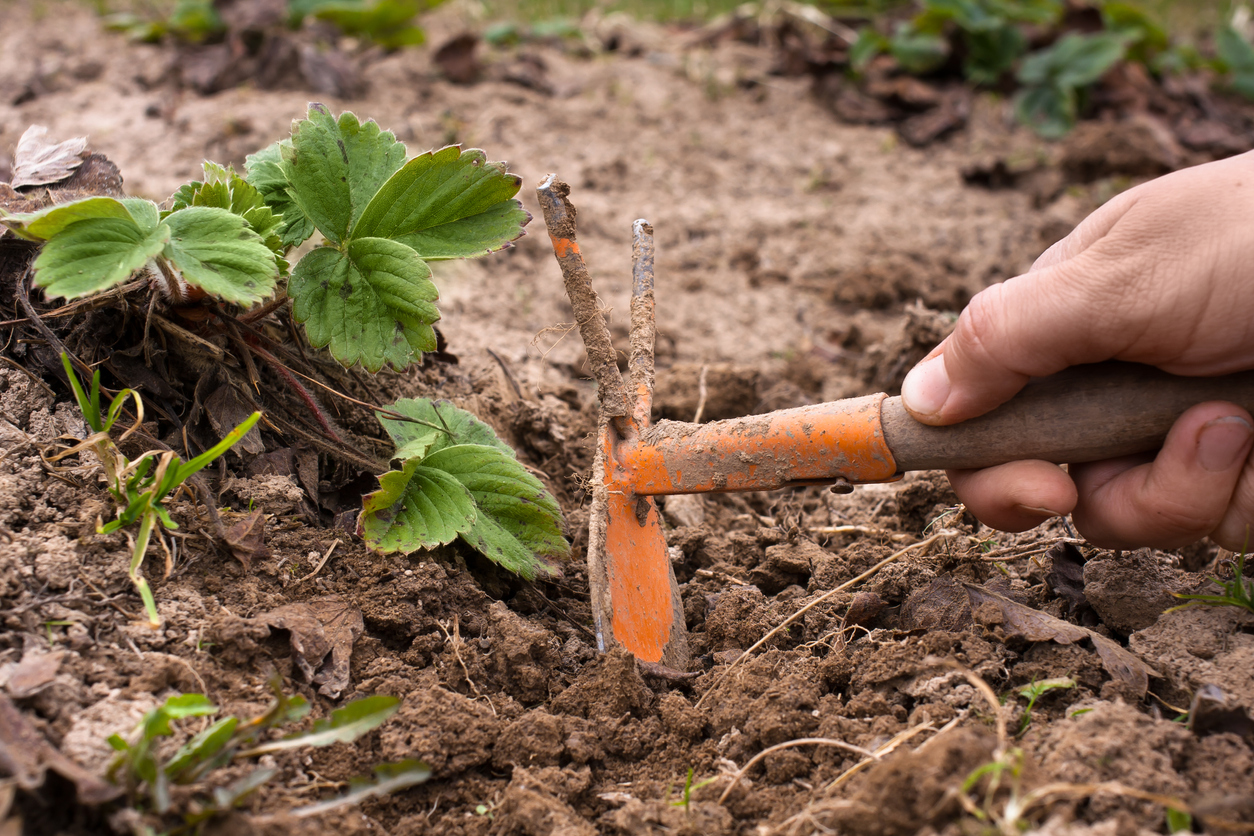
[1070,402,1254,550]
[947,460,1078,532]
[900,256,1129,425]
[1031,186,1140,271]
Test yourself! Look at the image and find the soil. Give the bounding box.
[2,3,1254,835]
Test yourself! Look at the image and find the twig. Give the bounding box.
[14,265,91,379]
[536,175,631,432]
[718,737,880,805]
[436,615,491,711]
[694,531,957,710]
[638,659,701,684]
[246,341,342,443]
[809,524,914,543]
[237,291,289,324]
[824,718,953,793]
[692,364,709,424]
[0,277,147,327]
[292,540,340,584]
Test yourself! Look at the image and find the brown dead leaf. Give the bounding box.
[205,385,264,456]
[294,442,320,506]
[2,650,64,698]
[10,125,86,188]
[1044,542,1097,626]
[1189,684,1254,742]
[224,509,269,570]
[261,595,363,698]
[964,583,1157,698]
[434,33,481,84]
[0,693,121,804]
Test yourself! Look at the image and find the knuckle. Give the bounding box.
[1140,492,1220,541]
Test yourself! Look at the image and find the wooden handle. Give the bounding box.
[881,362,1254,472]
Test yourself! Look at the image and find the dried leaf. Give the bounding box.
[0,693,121,804]
[1188,684,1254,741]
[1044,542,1098,627]
[3,650,63,698]
[901,576,972,631]
[964,583,1157,698]
[261,595,363,698]
[205,385,264,455]
[225,510,269,570]
[434,33,481,84]
[10,126,87,189]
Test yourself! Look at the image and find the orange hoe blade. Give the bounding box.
[538,175,1254,670]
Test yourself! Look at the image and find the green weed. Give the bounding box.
[1015,677,1075,735]
[1171,548,1254,617]
[52,352,259,628]
[105,678,427,833]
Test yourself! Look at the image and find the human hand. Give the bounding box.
[900,150,1254,550]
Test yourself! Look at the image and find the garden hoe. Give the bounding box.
[537,175,1254,671]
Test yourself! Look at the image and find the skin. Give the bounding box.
[900,150,1254,551]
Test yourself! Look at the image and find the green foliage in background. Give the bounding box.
[848,0,1254,137]
[105,0,446,48]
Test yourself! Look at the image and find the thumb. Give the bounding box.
[900,259,1125,425]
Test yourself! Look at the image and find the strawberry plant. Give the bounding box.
[1014,30,1133,138]
[1,106,567,597]
[360,399,569,579]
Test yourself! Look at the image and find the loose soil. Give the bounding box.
[2,3,1254,835]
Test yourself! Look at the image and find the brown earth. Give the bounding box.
[2,3,1254,835]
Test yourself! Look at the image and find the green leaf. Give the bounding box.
[1013,83,1075,138]
[0,195,137,241]
[243,695,402,755]
[370,400,567,576]
[963,26,1025,85]
[378,398,512,457]
[164,716,238,781]
[1018,32,1130,89]
[355,146,528,259]
[987,0,1061,25]
[1101,2,1168,56]
[1217,26,1254,99]
[1218,25,1254,74]
[291,760,431,818]
[889,23,950,75]
[289,238,439,371]
[143,694,218,739]
[1166,807,1192,834]
[359,457,478,552]
[850,27,886,72]
[165,0,225,41]
[283,105,407,245]
[164,207,279,306]
[425,444,568,578]
[312,0,431,49]
[209,768,276,812]
[245,140,316,250]
[169,162,288,267]
[31,213,169,301]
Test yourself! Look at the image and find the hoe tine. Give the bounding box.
[538,177,691,669]
[629,219,656,429]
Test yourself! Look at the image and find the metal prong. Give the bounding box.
[629,219,656,429]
